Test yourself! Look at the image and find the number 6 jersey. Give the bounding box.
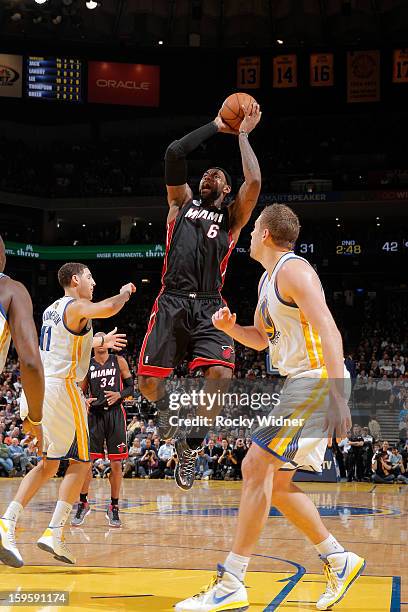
[40,296,93,381]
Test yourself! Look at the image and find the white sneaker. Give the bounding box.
[316,551,365,610]
[175,564,249,612]
[0,518,23,568]
[37,527,76,564]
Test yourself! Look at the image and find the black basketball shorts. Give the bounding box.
[89,405,128,461]
[137,290,235,378]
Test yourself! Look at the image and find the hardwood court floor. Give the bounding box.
[0,478,404,611]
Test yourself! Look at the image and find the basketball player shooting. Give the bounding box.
[72,335,133,528]
[0,262,135,568]
[176,204,365,612]
[138,99,261,491]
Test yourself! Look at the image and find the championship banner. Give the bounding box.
[88,62,160,107]
[0,54,23,98]
[393,49,408,83]
[4,242,165,260]
[273,54,297,88]
[310,53,334,87]
[237,56,260,89]
[347,50,380,103]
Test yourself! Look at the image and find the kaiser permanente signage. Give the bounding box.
[5,242,165,260]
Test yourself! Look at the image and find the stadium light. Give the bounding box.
[277,39,284,45]
[35,0,48,4]
[86,0,99,9]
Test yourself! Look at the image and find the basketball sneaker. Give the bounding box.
[37,527,75,564]
[174,437,200,491]
[0,518,23,568]
[175,564,249,612]
[71,502,91,527]
[316,551,366,610]
[106,504,121,528]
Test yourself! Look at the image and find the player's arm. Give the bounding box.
[212,274,268,351]
[118,356,134,400]
[278,260,344,379]
[7,280,44,424]
[65,283,136,332]
[165,115,234,210]
[229,103,262,237]
[79,373,89,395]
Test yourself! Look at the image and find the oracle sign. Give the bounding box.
[88,62,159,107]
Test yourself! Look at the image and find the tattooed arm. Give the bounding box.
[229,103,262,241]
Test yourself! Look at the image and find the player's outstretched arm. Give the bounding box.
[65,283,136,331]
[212,306,268,351]
[165,117,228,210]
[229,103,262,237]
[7,280,44,424]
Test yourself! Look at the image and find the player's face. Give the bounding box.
[77,268,96,300]
[250,217,263,261]
[199,169,230,204]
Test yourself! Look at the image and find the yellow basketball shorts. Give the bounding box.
[20,378,90,462]
[252,366,351,473]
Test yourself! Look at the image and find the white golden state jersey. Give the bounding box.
[0,273,11,374]
[258,252,324,377]
[40,296,93,382]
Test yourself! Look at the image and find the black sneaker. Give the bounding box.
[106,505,122,528]
[71,502,91,527]
[174,438,200,491]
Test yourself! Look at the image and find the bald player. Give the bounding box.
[72,333,133,528]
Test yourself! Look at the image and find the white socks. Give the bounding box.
[315,534,345,558]
[3,501,23,523]
[49,501,72,529]
[224,552,250,582]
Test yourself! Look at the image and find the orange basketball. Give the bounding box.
[220,92,257,130]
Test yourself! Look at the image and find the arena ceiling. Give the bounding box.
[1,0,408,47]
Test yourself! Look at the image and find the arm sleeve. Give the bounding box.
[120,377,134,400]
[165,121,218,186]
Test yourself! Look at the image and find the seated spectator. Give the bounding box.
[146,418,158,436]
[0,433,14,476]
[165,453,178,479]
[8,438,31,475]
[139,445,160,479]
[218,439,238,480]
[388,447,408,483]
[204,439,221,476]
[371,447,394,484]
[158,439,175,475]
[123,438,144,478]
[24,441,40,469]
[93,457,111,478]
[375,375,392,404]
[195,449,213,480]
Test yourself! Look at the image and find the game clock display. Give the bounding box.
[25,56,82,102]
[296,238,408,259]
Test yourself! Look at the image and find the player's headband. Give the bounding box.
[212,167,232,187]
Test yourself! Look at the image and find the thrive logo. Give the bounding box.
[0,65,19,87]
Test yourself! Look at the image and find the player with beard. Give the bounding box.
[138,103,261,490]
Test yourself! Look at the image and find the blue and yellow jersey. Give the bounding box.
[0,273,11,374]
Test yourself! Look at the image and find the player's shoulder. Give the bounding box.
[257,271,269,298]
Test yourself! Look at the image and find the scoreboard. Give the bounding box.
[25,56,82,102]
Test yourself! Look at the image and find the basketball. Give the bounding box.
[220,92,257,130]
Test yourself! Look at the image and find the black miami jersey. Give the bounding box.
[89,354,122,410]
[162,199,235,293]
